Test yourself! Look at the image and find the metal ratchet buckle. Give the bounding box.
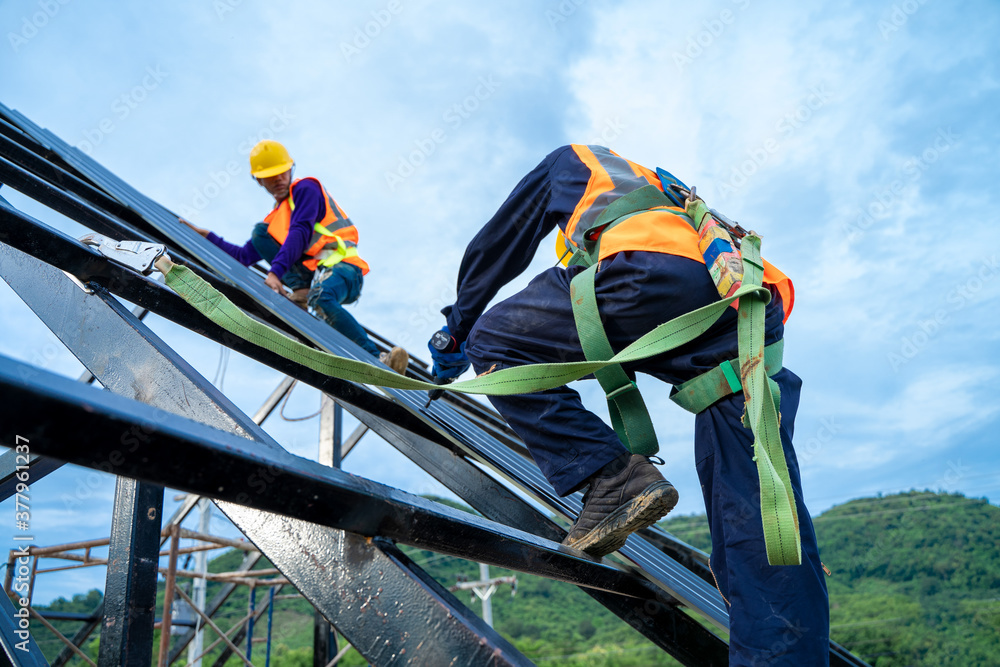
[666,182,694,206]
[709,207,749,242]
[667,183,748,245]
[79,233,165,275]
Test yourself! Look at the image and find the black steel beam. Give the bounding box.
[96,479,164,667]
[0,588,47,667]
[0,448,61,503]
[0,355,669,601]
[0,123,184,252]
[0,246,539,665]
[51,496,203,667]
[0,207,445,448]
[221,509,533,667]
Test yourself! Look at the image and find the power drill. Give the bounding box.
[425,329,458,406]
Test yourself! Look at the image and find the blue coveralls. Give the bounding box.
[446,146,830,665]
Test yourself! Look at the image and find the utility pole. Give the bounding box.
[450,564,517,627]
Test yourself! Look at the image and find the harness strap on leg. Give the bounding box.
[570,262,659,456]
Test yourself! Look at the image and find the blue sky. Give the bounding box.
[1,0,998,605]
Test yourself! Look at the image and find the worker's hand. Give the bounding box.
[428,326,470,381]
[179,218,210,238]
[264,272,286,296]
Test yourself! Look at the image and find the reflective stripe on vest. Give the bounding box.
[564,145,660,249]
[264,177,370,274]
[562,145,794,322]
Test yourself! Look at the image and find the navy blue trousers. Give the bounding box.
[465,251,829,666]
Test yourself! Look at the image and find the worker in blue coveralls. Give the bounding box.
[428,145,829,665]
[182,140,407,373]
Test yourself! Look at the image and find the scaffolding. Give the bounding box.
[4,523,299,666]
[0,102,870,666]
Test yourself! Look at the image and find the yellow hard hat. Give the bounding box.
[249,140,294,178]
[555,229,573,267]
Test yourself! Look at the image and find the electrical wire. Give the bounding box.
[278,379,322,422]
[211,344,230,392]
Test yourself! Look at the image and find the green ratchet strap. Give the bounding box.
[566,184,687,456]
[682,190,800,563]
[157,235,800,564]
[732,236,801,565]
[570,263,658,456]
[155,256,764,399]
[684,193,715,233]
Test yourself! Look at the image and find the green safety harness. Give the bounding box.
[154,185,801,565]
[562,184,799,565]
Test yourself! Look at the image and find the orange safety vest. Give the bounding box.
[563,145,794,322]
[264,177,369,275]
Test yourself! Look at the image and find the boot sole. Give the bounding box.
[566,481,679,558]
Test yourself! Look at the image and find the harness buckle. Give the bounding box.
[605,381,639,401]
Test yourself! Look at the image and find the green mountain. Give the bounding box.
[662,490,1000,666]
[27,491,998,666]
[815,491,1000,666]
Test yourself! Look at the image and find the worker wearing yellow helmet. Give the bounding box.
[182,140,407,373]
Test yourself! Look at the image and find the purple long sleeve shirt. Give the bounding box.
[206,178,325,280]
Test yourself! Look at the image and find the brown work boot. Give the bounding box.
[562,453,678,557]
[379,346,409,375]
[289,288,309,311]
